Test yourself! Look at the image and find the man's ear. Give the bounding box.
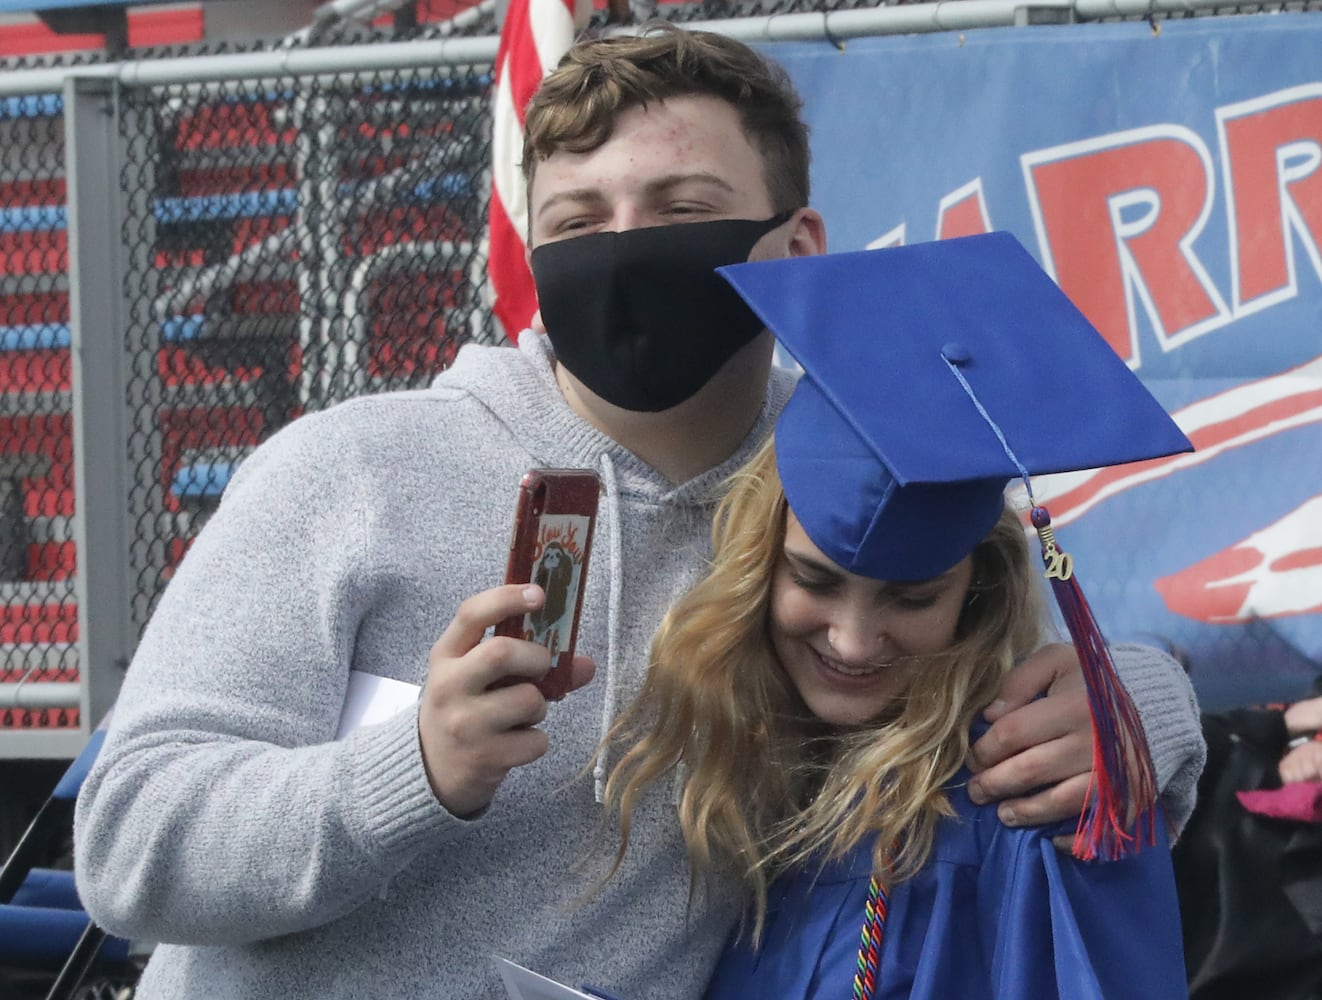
[520,246,547,334]
[787,208,827,258]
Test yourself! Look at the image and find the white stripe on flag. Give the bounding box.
[491,61,529,248]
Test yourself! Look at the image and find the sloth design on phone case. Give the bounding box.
[530,542,575,645]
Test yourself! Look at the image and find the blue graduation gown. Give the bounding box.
[706,776,1187,1000]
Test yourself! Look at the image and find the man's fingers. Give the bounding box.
[420,671,552,816]
[427,585,552,696]
[994,772,1092,829]
[418,585,572,817]
[968,726,1092,805]
[429,633,555,699]
[426,678,546,744]
[983,643,1077,721]
[431,584,544,662]
[565,655,596,695]
[483,680,551,730]
[493,725,551,770]
[969,692,1087,773]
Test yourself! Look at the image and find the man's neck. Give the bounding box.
[554,335,775,485]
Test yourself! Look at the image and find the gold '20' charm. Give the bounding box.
[1032,510,1075,582]
[1042,543,1074,581]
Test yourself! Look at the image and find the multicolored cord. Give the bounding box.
[852,874,888,1000]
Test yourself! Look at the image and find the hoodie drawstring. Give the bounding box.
[593,452,625,804]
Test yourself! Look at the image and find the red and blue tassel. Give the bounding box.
[1031,505,1158,861]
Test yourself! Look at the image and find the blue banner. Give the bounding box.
[771,15,1322,707]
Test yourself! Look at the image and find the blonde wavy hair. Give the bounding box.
[601,438,1044,934]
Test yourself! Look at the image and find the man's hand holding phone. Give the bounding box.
[419,583,596,818]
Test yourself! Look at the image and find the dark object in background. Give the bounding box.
[1173,675,1322,1000]
[0,478,26,583]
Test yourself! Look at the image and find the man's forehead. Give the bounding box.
[529,102,771,216]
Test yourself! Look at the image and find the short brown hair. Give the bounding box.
[522,24,811,213]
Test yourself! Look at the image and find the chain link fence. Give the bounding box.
[0,89,79,735]
[1,40,118,761]
[1,0,1320,752]
[116,62,493,642]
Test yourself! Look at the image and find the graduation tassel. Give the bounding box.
[1031,505,1158,861]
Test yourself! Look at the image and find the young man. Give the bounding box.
[74,26,1204,1000]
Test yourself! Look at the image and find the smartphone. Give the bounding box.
[493,468,600,700]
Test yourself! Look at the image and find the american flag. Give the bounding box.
[488,0,589,341]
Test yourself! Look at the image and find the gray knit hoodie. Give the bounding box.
[73,332,1204,1000]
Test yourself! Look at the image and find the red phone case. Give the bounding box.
[494,469,600,700]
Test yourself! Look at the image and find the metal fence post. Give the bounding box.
[65,75,137,733]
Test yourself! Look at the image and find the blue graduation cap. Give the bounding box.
[718,231,1193,582]
[719,231,1196,861]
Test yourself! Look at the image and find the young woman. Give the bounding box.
[599,234,1193,999]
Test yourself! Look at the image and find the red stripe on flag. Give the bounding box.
[496,0,568,126]
[490,183,539,342]
[488,0,576,341]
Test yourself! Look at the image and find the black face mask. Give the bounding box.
[530,213,794,412]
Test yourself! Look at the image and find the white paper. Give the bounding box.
[494,957,598,1000]
[335,670,421,739]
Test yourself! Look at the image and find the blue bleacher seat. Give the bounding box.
[153,188,300,225]
[11,868,82,911]
[402,174,472,201]
[170,461,236,502]
[0,94,63,120]
[159,315,206,343]
[152,173,473,225]
[0,0,150,10]
[0,723,139,997]
[0,0,257,18]
[0,324,72,352]
[0,204,66,234]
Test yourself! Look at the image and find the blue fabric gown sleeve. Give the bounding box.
[705,790,1189,1000]
[978,811,1189,1000]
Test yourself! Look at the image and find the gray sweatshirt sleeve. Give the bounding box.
[1111,641,1206,837]
[73,417,459,945]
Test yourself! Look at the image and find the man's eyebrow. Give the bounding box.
[642,171,738,196]
[534,187,608,221]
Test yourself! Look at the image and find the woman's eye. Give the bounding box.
[790,572,835,594]
[891,592,941,611]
